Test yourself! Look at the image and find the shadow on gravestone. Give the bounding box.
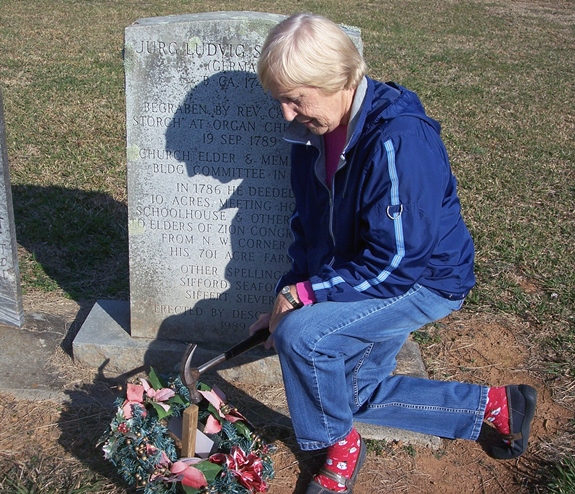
[155,71,291,346]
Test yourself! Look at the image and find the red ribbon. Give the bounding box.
[211,446,267,492]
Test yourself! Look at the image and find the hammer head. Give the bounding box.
[180,343,203,403]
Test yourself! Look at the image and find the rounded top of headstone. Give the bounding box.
[130,11,288,27]
[127,11,362,52]
[129,12,361,38]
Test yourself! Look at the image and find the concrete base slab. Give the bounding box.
[73,299,185,378]
[72,299,283,381]
[73,299,442,449]
[355,422,441,449]
[0,311,69,401]
[268,404,442,449]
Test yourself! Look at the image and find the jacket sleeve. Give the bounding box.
[310,129,450,302]
[275,209,309,292]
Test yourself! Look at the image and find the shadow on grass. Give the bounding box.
[56,372,138,492]
[57,368,319,494]
[12,184,129,302]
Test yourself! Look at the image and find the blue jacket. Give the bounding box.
[277,77,475,302]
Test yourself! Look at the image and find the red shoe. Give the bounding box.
[491,384,537,459]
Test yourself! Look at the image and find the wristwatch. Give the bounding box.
[281,285,303,309]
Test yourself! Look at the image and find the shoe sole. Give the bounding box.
[492,384,537,459]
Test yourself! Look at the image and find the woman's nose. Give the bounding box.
[280,102,297,122]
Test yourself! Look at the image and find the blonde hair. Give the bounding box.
[258,13,367,94]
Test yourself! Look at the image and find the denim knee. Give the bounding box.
[273,312,303,354]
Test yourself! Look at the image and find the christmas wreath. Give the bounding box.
[99,368,275,493]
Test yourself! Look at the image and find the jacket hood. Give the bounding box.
[365,78,442,135]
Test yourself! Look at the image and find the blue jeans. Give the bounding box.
[273,284,488,451]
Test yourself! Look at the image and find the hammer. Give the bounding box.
[180,328,271,403]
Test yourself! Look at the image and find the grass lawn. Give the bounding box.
[0,0,573,491]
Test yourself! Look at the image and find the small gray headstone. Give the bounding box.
[0,89,24,327]
[124,12,362,345]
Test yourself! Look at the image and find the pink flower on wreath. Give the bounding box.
[199,386,251,434]
[122,383,146,419]
[211,446,267,492]
[148,447,172,482]
[140,378,176,413]
[198,386,226,409]
[169,458,208,489]
[146,443,162,457]
[199,386,226,433]
[147,444,206,488]
[204,414,222,434]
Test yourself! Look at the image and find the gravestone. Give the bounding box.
[74,12,359,372]
[0,89,24,328]
[124,12,363,345]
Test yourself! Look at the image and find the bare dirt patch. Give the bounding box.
[0,295,572,493]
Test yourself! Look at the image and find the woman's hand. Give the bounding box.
[249,285,300,349]
[249,312,274,350]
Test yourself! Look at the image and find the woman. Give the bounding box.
[250,13,536,494]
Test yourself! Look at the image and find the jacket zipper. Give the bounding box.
[327,153,348,267]
[307,136,352,269]
[328,185,335,266]
[313,145,338,268]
